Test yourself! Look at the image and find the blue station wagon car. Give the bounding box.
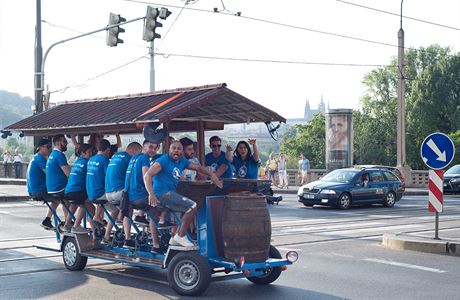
[297,167,404,209]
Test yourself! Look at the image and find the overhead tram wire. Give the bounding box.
[122,0,399,49]
[155,52,389,67]
[155,1,187,50]
[52,54,149,93]
[336,0,460,31]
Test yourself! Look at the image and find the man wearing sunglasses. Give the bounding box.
[205,136,233,179]
[26,138,55,229]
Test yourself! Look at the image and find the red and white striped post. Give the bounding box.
[428,169,443,239]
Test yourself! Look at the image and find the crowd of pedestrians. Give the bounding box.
[258,152,311,188]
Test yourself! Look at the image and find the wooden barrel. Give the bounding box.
[222,192,271,263]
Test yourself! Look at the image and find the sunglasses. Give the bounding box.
[46,144,52,149]
[211,144,222,148]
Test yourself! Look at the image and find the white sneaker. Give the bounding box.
[173,234,194,247]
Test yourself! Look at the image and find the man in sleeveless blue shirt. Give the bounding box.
[86,139,110,226]
[122,140,161,250]
[205,136,233,179]
[26,138,54,229]
[144,141,222,247]
[103,142,142,243]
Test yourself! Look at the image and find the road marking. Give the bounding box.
[363,258,447,273]
[280,222,384,233]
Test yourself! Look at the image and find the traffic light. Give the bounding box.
[159,7,172,20]
[143,6,162,42]
[106,13,126,47]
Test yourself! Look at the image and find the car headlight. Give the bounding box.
[297,187,303,196]
[321,189,336,195]
[451,178,460,183]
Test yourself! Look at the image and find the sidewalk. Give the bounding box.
[383,232,460,257]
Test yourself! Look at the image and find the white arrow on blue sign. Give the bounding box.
[420,132,455,170]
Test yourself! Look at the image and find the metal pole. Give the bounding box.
[397,0,406,167]
[434,212,440,239]
[34,0,42,145]
[39,17,145,110]
[149,41,155,91]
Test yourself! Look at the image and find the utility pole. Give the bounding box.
[34,0,43,145]
[149,41,155,92]
[397,0,406,167]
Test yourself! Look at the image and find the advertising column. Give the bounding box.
[326,109,353,172]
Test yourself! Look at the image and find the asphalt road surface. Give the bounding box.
[0,195,459,299]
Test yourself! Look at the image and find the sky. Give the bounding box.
[0,0,459,119]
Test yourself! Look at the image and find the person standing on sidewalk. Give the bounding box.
[278,153,289,189]
[266,152,278,186]
[13,149,23,178]
[2,150,12,178]
[298,153,310,185]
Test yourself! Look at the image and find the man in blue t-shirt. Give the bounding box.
[144,140,222,247]
[103,141,142,243]
[86,139,110,226]
[26,138,54,230]
[122,140,162,251]
[45,134,71,224]
[205,135,233,179]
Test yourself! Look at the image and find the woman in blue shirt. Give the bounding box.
[230,139,260,179]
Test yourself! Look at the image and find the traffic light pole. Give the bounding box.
[149,41,155,91]
[37,17,144,110]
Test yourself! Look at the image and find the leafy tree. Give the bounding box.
[281,113,325,168]
[356,45,460,169]
[448,130,460,166]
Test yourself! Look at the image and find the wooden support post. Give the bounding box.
[197,121,206,164]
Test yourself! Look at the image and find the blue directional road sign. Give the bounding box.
[420,132,455,170]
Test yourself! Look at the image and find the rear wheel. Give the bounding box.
[303,203,314,207]
[337,193,351,210]
[383,191,396,207]
[247,245,282,285]
[62,237,87,271]
[167,252,211,296]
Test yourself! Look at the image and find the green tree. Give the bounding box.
[281,113,325,168]
[356,45,460,169]
[448,130,460,166]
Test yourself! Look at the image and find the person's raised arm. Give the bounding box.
[248,138,259,161]
[70,134,80,148]
[226,144,233,162]
[143,162,162,207]
[115,133,121,148]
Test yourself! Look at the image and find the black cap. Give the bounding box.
[35,138,50,153]
[143,122,168,144]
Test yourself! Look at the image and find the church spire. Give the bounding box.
[304,98,310,119]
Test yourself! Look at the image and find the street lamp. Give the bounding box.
[396,0,405,167]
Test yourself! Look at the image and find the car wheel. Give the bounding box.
[384,191,396,207]
[338,193,351,210]
[246,245,283,285]
[303,204,314,207]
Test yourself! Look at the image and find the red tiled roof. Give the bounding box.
[5,83,285,136]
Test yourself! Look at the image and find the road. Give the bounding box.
[0,195,459,299]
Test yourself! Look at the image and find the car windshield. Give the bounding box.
[321,169,359,183]
[446,165,460,175]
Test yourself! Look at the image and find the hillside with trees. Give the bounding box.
[0,90,34,128]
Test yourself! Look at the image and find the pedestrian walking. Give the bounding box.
[278,153,289,188]
[298,153,310,185]
[13,149,23,178]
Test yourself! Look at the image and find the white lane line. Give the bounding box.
[280,222,384,234]
[363,258,447,273]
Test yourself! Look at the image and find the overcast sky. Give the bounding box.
[0,0,459,119]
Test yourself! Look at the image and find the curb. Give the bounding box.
[0,196,29,202]
[382,233,460,256]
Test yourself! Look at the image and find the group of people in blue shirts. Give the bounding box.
[27,133,260,250]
